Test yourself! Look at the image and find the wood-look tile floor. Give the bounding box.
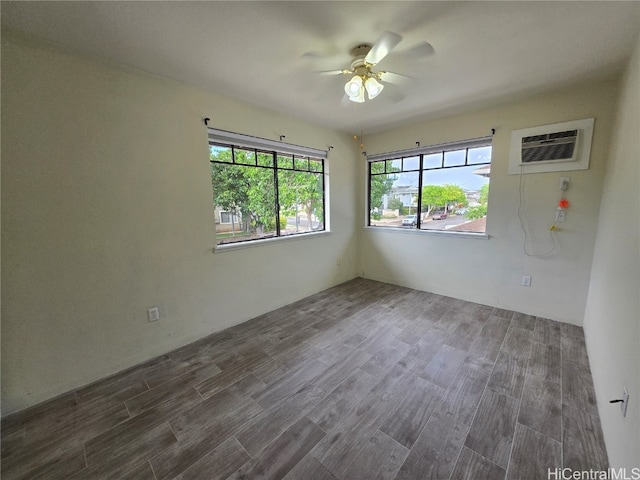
[1,278,609,480]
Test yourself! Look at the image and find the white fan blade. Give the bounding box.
[379,71,413,85]
[317,69,351,76]
[365,31,402,65]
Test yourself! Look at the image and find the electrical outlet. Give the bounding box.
[148,307,160,322]
[555,209,566,222]
[560,177,570,191]
[521,275,531,287]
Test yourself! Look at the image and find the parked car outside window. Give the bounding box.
[432,211,447,220]
[402,214,417,226]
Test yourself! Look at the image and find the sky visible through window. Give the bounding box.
[394,166,488,190]
[393,146,491,190]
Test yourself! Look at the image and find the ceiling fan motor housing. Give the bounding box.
[350,44,372,58]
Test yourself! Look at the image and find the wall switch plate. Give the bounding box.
[621,388,629,417]
[148,307,160,322]
[560,177,570,190]
[522,275,531,287]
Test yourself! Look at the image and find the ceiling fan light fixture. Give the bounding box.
[344,75,363,97]
[348,85,365,103]
[364,76,384,99]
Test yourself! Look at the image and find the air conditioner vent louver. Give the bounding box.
[521,129,578,163]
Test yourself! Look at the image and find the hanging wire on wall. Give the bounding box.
[517,166,559,257]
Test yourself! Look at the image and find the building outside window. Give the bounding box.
[368,136,492,234]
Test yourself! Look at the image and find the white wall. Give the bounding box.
[360,81,619,325]
[583,35,640,469]
[1,33,359,415]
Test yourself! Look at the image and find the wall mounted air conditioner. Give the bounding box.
[508,118,594,174]
[521,129,578,164]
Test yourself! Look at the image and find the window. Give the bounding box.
[219,211,240,224]
[208,129,326,246]
[368,136,492,234]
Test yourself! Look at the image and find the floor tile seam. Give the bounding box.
[459,381,495,466]
[198,367,264,400]
[147,458,159,480]
[485,383,522,403]
[462,444,508,475]
[503,381,524,478]
[391,408,438,455]
[73,368,152,403]
[520,331,535,396]
[191,384,206,402]
[225,422,260,460]
[526,369,561,388]
[314,425,372,480]
[164,420,179,444]
[514,420,563,448]
[561,404,602,426]
[311,394,392,466]
[265,385,330,427]
[529,336,550,351]
[446,439,467,480]
[83,442,89,471]
[151,420,228,480]
[241,414,322,466]
[127,363,223,411]
[375,428,412,455]
[255,359,334,402]
[233,433,255,462]
[307,379,380,432]
[308,372,344,403]
[461,312,514,471]
[86,419,174,472]
[330,390,400,449]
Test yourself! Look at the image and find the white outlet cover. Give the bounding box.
[622,388,629,417]
[148,307,160,322]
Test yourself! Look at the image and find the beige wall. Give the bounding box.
[1,34,359,414]
[583,35,640,469]
[360,81,619,325]
[2,34,636,477]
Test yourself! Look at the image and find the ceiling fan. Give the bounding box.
[317,31,430,103]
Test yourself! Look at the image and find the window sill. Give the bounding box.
[363,225,489,240]
[213,230,331,253]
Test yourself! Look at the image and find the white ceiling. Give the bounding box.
[2,1,639,134]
